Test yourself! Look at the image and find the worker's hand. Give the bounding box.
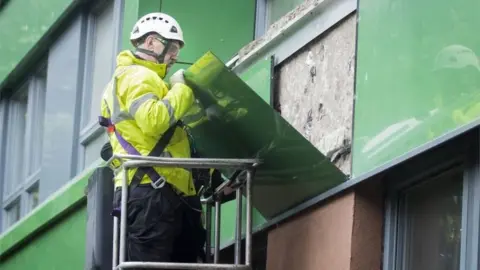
[205,104,223,120]
[223,186,235,196]
[170,69,186,85]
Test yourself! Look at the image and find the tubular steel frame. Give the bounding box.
[106,154,260,270]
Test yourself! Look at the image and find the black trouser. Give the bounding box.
[114,184,206,270]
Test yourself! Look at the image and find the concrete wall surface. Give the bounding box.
[276,14,356,175]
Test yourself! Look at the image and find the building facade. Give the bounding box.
[0,0,479,269]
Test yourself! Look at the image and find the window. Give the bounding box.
[266,0,304,26]
[384,164,474,270]
[399,171,462,270]
[86,1,115,127]
[25,75,46,186]
[1,71,47,230]
[27,184,40,211]
[79,0,115,170]
[4,201,21,229]
[3,88,28,200]
[81,0,115,130]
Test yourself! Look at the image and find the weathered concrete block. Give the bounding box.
[276,14,356,174]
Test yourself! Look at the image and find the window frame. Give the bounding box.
[0,99,7,228]
[3,197,21,230]
[77,0,122,172]
[1,66,47,231]
[383,130,480,270]
[264,0,305,27]
[79,0,114,132]
[255,0,268,39]
[2,83,29,206]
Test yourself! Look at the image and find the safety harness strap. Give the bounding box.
[129,121,178,190]
[99,73,178,190]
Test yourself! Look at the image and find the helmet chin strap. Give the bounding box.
[135,40,172,64]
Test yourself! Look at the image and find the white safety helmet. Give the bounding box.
[130,12,184,47]
[433,44,480,72]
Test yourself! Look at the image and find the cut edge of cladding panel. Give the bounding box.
[0,159,103,258]
[0,0,83,96]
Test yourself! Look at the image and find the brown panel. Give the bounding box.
[350,180,384,270]
[266,192,355,270]
[266,180,385,270]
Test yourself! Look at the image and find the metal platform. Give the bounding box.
[106,154,260,270]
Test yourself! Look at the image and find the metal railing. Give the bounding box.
[106,154,260,270]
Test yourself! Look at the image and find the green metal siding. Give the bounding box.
[0,206,87,270]
[0,0,73,87]
[161,0,255,67]
[240,58,273,105]
[352,0,480,177]
[0,160,98,259]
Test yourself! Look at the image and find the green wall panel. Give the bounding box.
[0,206,87,270]
[0,160,99,256]
[239,57,273,105]
[121,0,141,50]
[161,0,255,70]
[210,199,267,248]
[352,0,480,177]
[184,51,345,220]
[0,0,72,86]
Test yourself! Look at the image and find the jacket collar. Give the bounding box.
[116,50,167,78]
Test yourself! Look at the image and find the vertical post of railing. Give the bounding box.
[119,168,129,268]
[214,200,222,263]
[234,184,243,264]
[245,170,253,266]
[205,203,212,263]
[112,216,119,268]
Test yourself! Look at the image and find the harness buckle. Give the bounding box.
[151,176,167,189]
[107,125,115,133]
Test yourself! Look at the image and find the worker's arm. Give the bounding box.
[126,75,194,138]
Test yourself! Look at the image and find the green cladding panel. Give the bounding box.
[184,52,346,220]
[211,57,273,247]
[0,0,72,86]
[352,0,480,177]
[161,0,256,66]
[239,57,274,105]
[0,206,87,270]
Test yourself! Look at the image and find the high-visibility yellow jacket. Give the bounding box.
[100,50,197,196]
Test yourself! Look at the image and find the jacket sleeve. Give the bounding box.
[125,79,195,138]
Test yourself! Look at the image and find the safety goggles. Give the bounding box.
[154,37,181,56]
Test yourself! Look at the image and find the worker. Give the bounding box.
[427,44,480,139]
[98,12,207,266]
